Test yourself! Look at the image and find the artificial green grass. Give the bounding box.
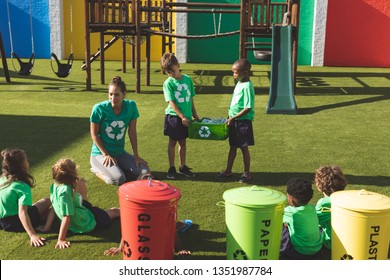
[0,59,390,260]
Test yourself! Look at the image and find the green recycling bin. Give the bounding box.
[223,186,286,260]
[189,118,229,140]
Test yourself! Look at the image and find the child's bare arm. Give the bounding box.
[55,215,71,249]
[191,99,199,120]
[226,108,251,125]
[168,100,190,127]
[18,205,46,247]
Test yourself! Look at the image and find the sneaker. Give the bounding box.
[167,167,177,179]
[215,171,233,179]
[239,173,252,184]
[178,165,194,177]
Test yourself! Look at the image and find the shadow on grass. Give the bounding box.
[237,70,390,114]
[296,71,390,113]
[167,69,390,99]
[79,220,226,260]
[89,218,122,244]
[178,224,226,260]
[41,217,122,247]
[2,67,85,82]
[150,171,390,188]
[0,114,89,167]
[298,95,390,115]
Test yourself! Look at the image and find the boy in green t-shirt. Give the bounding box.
[216,58,255,183]
[314,165,347,250]
[280,178,328,260]
[161,53,199,179]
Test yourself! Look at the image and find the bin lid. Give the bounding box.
[223,186,286,207]
[330,189,390,212]
[118,179,181,203]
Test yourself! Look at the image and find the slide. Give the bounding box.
[266,24,298,114]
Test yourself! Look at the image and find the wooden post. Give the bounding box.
[0,31,11,82]
[122,39,127,73]
[132,44,135,69]
[85,0,92,91]
[135,0,141,93]
[145,0,151,86]
[100,31,105,84]
[131,0,136,69]
[291,0,299,93]
[239,0,246,58]
[146,35,151,86]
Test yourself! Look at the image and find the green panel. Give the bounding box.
[187,0,241,63]
[187,0,314,65]
[297,0,314,65]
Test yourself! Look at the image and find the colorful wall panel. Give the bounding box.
[187,0,314,65]
[0,0,50,58]
[62,0,168,62]
[324,0,390,67]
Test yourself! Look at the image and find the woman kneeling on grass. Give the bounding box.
[39,158,120,249]
[89,76,151,185]
[0,148,51,247]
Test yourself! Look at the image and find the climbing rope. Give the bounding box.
[144,29,240,39]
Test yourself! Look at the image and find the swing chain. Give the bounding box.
[212,9,222,35]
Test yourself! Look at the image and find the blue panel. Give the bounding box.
[0,0,50,59]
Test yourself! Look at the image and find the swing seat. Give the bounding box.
[12,52,35,76]
[254,50,272,61]
[51,53,74,78]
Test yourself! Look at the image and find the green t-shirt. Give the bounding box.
[50,183,96,233]
[283,204,323,255]
[0,177,32,218]
[316,196,332,249]
[163,74,196,119]
[90,99,139,156]
[228,80,255,121]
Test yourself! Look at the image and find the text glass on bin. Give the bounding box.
[118,180,181,260]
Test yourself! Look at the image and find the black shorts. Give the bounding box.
[82,200,112,230]
[279,227,330,260]
[0,206,41,232]
[228,119,254,148]
[164,114,189,141]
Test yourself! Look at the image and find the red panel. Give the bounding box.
[324,0,390,67]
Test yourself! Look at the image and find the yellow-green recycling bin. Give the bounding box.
[331,189,390,260]
[223,186,286,260]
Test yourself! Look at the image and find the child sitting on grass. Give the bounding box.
[314,165,347,250]
[280,178,327,260]
[38,158,120,249]
[0,148,51,247]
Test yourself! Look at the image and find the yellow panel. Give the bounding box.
[63,0,175,61]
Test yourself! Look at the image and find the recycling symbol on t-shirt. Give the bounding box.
[105,120,126,140]
[198,126,211,138]
[175,83,191,103]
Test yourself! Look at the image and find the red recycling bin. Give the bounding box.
[118,179,181,260]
